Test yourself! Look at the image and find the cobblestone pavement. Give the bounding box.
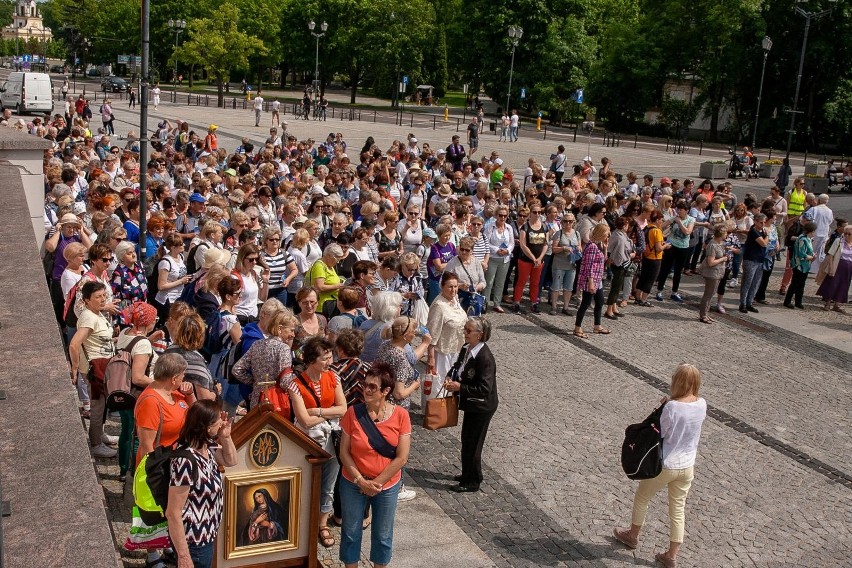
[78,99,852,567]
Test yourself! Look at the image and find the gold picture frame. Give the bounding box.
[225,468,301,559]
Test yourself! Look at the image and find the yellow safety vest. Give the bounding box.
[788,189,806,217]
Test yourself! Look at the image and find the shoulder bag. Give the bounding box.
[353,403,397,459]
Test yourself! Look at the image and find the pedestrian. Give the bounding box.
[443,316,498,493]
[271,99,280,126]
[500,111,509,142]
[253,92,264,127]
[573,223,610,337]
[467,117,479,157]
[738,213,768,313]
[814,223,852,313]
[655,200,694,303]
[165,400,237,568]
[338,361,411,568]
[152,83,161,109]
[613,363,707,568]
[785,221,817,309]
[509,109,519,142]
[100,98,114,135]
[446,135,466,172]
[697,224,728,323]
[128,87,136,108]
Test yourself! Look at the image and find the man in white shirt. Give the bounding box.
[509,110,520,142]
[809,194,834,273]
[271,99,281,126]
[253,94,264,127]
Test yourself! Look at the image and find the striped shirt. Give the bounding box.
[330,358,371,407]
[170,444,222,546]
[468,232,489,263]
[263,249,295,290]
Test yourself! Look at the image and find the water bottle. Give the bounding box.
[423,375,433,397]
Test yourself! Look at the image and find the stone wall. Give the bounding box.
[0,129,121,567]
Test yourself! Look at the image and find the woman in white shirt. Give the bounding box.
[155,234,192,315]
[482,205,515,313]
[613,363,707,568]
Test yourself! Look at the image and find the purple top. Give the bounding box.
[52,232,82,280]
[428,241,457,281]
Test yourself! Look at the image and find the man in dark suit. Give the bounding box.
[446,135,467,172]
[444,317,498,493]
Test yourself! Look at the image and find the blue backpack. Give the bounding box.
[200,310,229,363]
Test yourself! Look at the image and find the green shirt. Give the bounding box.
[306,260,341,312]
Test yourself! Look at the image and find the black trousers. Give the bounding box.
[575,288,604,327]
[460,409,496,487]
[785,268,808,307]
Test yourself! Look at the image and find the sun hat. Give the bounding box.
[59,213,81,227]
[227,189,245,204]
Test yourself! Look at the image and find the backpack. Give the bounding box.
[201,310,230,363]
[133,442,198,526]
[105,336,151,411]
[341,312,367,329]
[184,242,208,275]
[223,339,246,385]
[621,402,666,480]
[785,219,803,249]
[62,272,92,329]
[147,257,172,301]
[176,275,200,307]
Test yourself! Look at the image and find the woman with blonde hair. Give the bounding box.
[154,234,192,320]
[164,311,218,400]
[232,243,271,325]
[573,223,610,338]
[614,363,707,568]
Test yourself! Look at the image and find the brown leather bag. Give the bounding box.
[422,387,458,431]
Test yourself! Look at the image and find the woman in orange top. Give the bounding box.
[338,361,411,568]
[635,211,670,306]
[288,337,347,549]
[134,352,196,467]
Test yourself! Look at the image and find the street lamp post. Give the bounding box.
[308,20,327,97]
[751,35,772,150]
[168,19,186,95]
[505,26,523,116]
[784,1,835,161]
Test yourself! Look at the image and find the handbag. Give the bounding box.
[620,402,666,480]
[124,506,170,551]
[422,385,459,431]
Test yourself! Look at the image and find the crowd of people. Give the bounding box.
[26,98,850,568]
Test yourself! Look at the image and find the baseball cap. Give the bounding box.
[189,193,207,203]
[422,228,438,240]
[494,158,504,166]
[661,177,672,185]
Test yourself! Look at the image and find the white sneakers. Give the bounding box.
[102,433,119,446]
[397,486,416,502]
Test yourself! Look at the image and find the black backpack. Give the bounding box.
[621,402,666,480]
[135,443,198,526]
[185,242,209,275]
[785,219,804,249]
[147,256,172,300]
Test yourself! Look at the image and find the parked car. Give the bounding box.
[49,65,64,74]
[101,76,128,92]
[86,68,101,77]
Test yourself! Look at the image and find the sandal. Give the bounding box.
[362,514,372,529]
[700,316,712,324]
[832,306,848,314]
[318,526,335,548]
[573,329,588,339]
[593,327,611,335]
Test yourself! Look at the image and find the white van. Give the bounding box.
[0,72,53,115]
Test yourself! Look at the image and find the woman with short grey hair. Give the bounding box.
[111,239,148,309]
[359,291,403,363]
[306,243,347,314]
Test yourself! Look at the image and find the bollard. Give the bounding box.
[433,115,436,130]
[666,138,670,152]
[573,125,578,143]
[536,116,541,132]
[699,140,703,156]
[768,147,772,160]
[456,118,460,132]
[374,110,377,123]
[410,113,413,128]
[444,104,449,122]
[543,124,547,140]
[803,151,808,166]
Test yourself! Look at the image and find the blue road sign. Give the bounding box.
[22,54,30,63]
[520,88,526,100]
[403,75,409,85]
[572,88,584,104]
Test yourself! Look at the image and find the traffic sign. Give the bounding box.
[22,55,30,63]
[117,55,129,64]
[402,75,409,85]
[520,88,526,100]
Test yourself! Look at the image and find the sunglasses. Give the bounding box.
[459,247,472,252]
[562,219,575,223]
[100,256,113,262]
[341,211,352,215]
[246,257,259,263]
[268,237,281,242]
[363,383,381,393]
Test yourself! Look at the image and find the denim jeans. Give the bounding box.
[427,278,441,304]
[551,266,576,292]
[188,540,215,568]
[739,259,762,307]
[339,477,401,565]
[320,456,340,514]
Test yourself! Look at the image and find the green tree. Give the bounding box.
[825,79,852,142]
[180,2,266,107]
[0,0,14,28]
